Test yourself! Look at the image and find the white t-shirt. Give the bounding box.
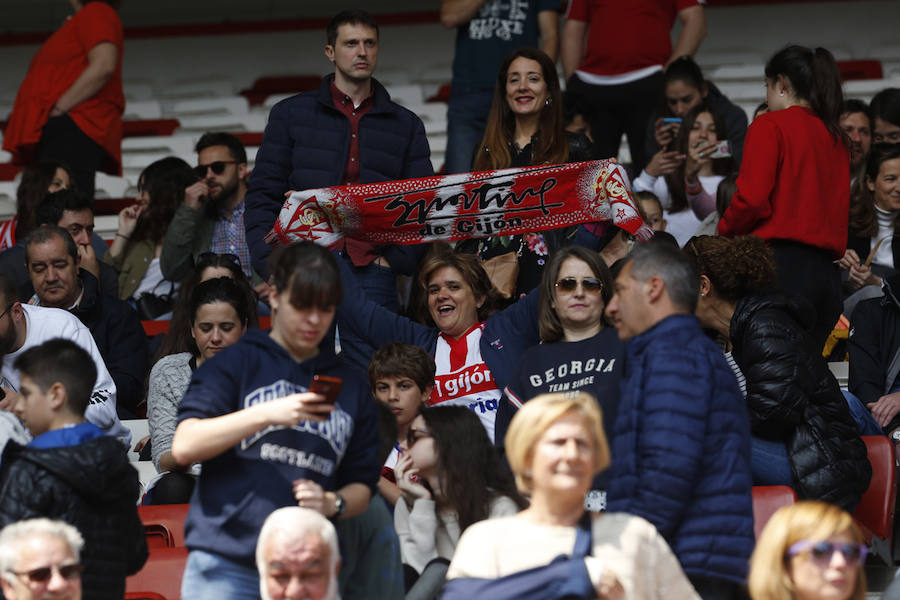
[430,324,502,442]
[0,305,130,445]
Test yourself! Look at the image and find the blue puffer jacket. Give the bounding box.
[244,74,433,277]
[607,314,754,584]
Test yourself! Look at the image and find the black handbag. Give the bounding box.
[135,281,175,320]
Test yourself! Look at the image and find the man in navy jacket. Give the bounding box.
[245,9,433,368]
[605,243,753,600]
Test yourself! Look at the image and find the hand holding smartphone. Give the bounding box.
[310,375,343,405]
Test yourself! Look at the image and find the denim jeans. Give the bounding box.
[336,258,400,371]
[750,436,793,486]
[181,549,260,600]
[444,87,495,174]
[842,390,884,435]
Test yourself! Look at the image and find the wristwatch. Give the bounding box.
[332,493,346,519]
[891,430,900,444]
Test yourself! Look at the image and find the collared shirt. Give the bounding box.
[329,81,380,266]
[211,200,253,278]
[329,81,375,186]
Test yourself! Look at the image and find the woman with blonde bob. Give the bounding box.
[748,501,866,600]
[443,392,699,600]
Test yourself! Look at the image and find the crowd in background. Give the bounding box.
[0,1,898,600]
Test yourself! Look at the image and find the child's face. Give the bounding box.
[373,377,430,431]
[638,199,666,232]
[15,375,54,437]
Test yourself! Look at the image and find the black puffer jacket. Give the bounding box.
[730,293,871,510]
[0,436,148,599]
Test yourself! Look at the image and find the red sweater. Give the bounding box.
[718,106,849,258]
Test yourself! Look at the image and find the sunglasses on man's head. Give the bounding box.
[193,160,237,178]
[555,277,602,294]
[786,540,868,566]
[10,563,83,584]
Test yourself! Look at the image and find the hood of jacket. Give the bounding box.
[17,436,137,504]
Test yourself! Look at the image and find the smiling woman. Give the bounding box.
[334,246,540,442]
[460,47,598,299]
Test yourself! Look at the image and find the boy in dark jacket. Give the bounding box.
[0,338,147,600]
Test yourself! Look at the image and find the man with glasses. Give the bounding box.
[0,518,84,600]
[245,9,432,368]
[161,132,264,290]
[24,225,147,418]
[0,340,147,600]
[0,189,119,302]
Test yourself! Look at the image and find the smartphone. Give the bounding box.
[708,140,732,159]
[310,375,343,405]
[662,117,682,124]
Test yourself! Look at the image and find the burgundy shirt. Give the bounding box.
[329,82,379,266]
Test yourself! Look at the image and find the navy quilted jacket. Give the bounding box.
[244,74,433,277]
[607,314,754,584]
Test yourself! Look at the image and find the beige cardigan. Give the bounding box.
[446,512,701,600]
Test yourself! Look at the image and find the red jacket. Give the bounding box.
[718,106,849,258]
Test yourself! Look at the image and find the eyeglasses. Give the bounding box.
[10,563,83,584]
[786,540,868,566]
[406,427,432,448]
[193,160,237,178]
[198,252,241,268]
[555,277,602,294]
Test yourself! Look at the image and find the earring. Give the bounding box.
[545,98,551,106]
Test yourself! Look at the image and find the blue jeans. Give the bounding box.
[842,390,884,435]
[750,436,793,486]
[444,87,495,174]
[336,258,399,371]
[181,549,259,600]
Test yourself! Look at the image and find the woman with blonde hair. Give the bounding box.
[442,392,698,600]
[749,501,866,600]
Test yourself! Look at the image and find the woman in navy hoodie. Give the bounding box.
[171,242,379,600]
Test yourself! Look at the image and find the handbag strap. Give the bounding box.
[572,511,593,558]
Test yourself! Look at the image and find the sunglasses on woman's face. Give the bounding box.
[193,160,237,178]
[11,563,83,585]
[555,277,602,294]
[786,540,868,566]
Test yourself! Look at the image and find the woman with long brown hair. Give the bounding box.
[461,47,595,300]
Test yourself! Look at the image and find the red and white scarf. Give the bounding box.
[266,160,651,247]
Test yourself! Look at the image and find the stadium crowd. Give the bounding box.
[0,1,898,599]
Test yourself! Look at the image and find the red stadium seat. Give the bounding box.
[94,197,135,216]
[751,485,796,539]
[852,435,897,564]
[239,75,322,106]
[837,59,884,82]
[125,546,188,600]
[125,593,168,600]
[138,504,189,548]
[0,163,22,181]
[426,83,451,103]
[122,119,181,138]
[142,316,271,337]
